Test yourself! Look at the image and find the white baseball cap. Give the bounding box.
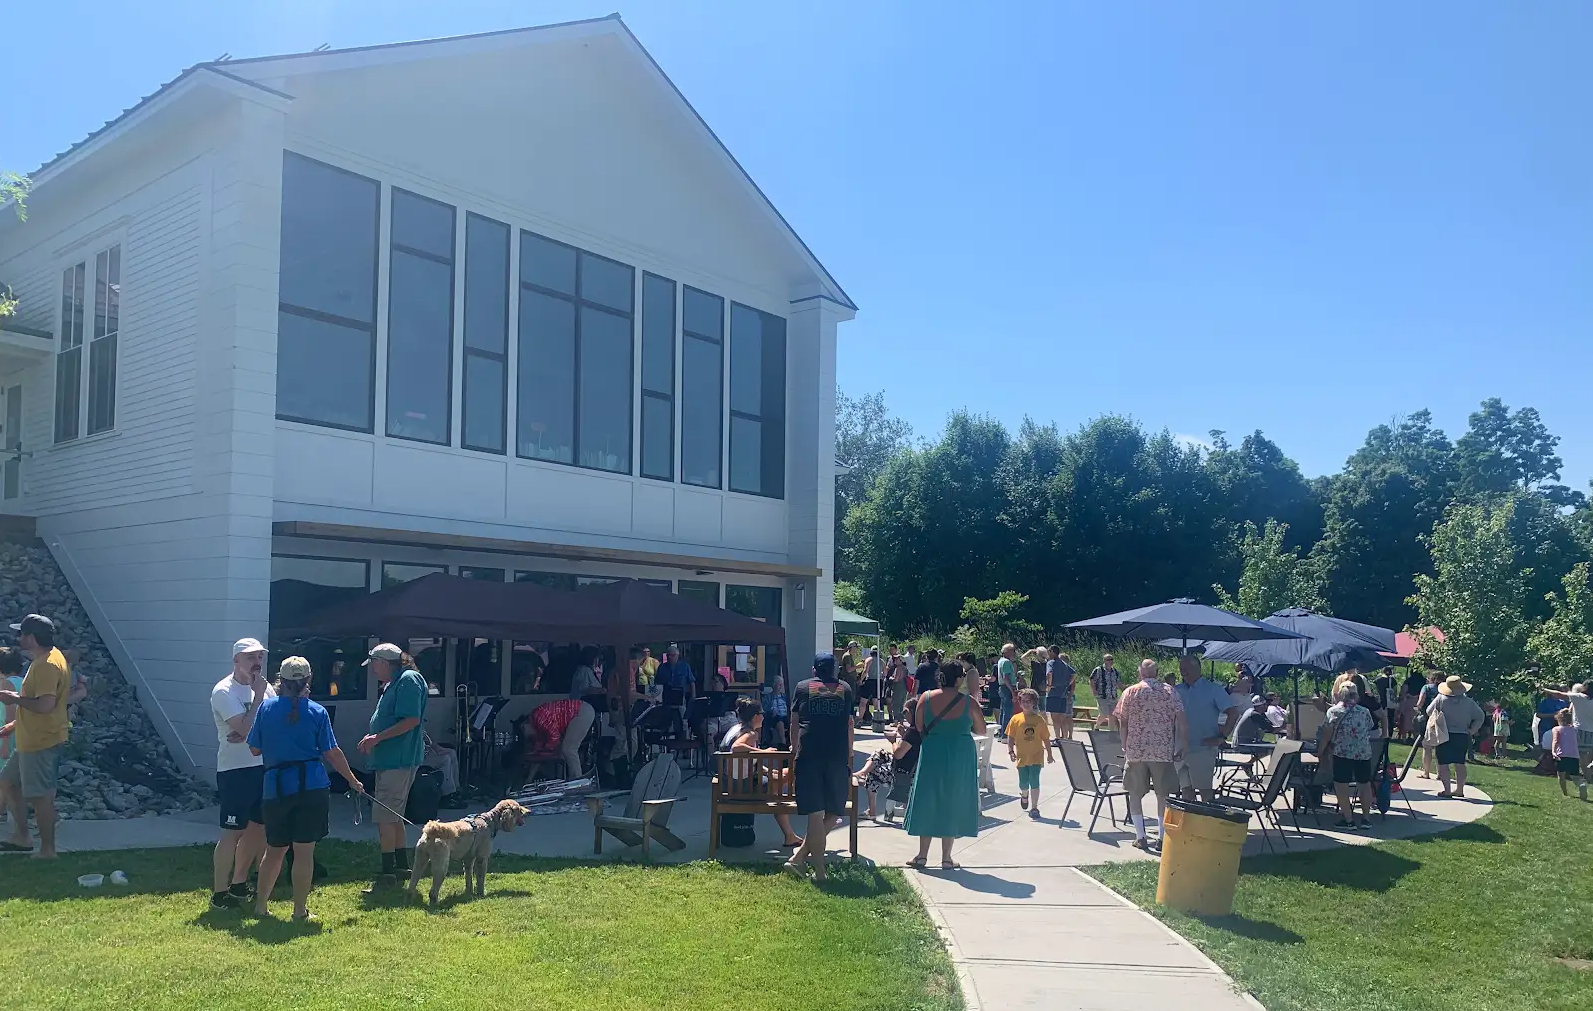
[233,637,266,657]
[363,642,404,666]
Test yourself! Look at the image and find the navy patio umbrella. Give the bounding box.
[1066,599,1305,652]
[1200,607,1397,703]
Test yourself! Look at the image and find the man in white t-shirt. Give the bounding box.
[209,637,273,909]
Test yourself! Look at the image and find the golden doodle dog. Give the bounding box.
[406,799,529,908]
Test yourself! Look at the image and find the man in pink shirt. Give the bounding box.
[1115,659,1187,852]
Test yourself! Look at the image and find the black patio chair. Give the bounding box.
[1217,745,1301,853]
[1086,728,1125,785]
[1057,738,1126,834]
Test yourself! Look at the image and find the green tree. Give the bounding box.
[1,167,27,318]
[1318,410,1458,629]
[1205,430,1324,551]
[955,591,1043,657]
[1454,397,1581,504]
[1526,562,1593,687]
[1408,498,1535,700]
[847,411,1012,633]
[833,389,914,581]
[1212,519,1328,619]
[832,580,868,615]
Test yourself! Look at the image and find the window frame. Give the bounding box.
[515,230,635,475]
[679,285,724,489]
[384,187,457,446]
[53,241,123,445]
[275,151,382,435]
[461,212,511,455]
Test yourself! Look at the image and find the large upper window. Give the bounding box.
[276,153,380,432]
[680,286,723,488]
[639,274,676,481]
[728,303,786,497]
[462,214,510,454]
[516,232,634,473]
[54,244,120,443]
[386,189,455,444]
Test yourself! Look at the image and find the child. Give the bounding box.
[0,648,25,809]
[1005,688,1054,819]
[854,744,896,820]
[1551,709,1583,800]
[1491,701,1511,761]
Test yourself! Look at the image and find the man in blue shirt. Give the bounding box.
[1175,655,1241,803]
[656,644,695,706]
[357,643,427,891]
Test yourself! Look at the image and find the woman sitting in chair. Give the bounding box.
[726,698,803,849]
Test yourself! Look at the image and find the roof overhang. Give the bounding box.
[273,521,822,580]
[0,322,53,363]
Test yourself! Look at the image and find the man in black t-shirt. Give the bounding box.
[787,652,856,883]
[914,649,941,699]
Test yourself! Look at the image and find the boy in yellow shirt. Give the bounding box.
[1005,688,1054,820]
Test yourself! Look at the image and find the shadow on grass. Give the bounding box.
[1402,821,1506,846]
[1245,846,1423,892]
[191,906,326,943]
[1192,912,1305,945]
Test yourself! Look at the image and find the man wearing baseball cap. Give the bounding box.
[358,643,427,891]
[208,637,274,908]
[0,615,73,857]
[785,652,856,883]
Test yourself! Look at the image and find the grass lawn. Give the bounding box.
[0,843,960,1011]
[1086,749,1593,1011]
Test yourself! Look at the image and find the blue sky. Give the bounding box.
[6,2,1590,486]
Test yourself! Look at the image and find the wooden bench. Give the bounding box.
[707,751,859,859]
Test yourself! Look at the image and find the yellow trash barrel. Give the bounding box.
[1155,798,1250,915]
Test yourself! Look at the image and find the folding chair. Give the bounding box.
[1218,746,1301,853]
[1381,737,1422,818]
[1057,739,1126,834]
[1086,728,1125,785]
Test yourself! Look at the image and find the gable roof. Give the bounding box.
[25,15,855,311]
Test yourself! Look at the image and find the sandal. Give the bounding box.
[782,838,803,849]
[905,857,928,869]
[940,860,960,870]
[0,841,32,853]
[1436,791,1453,798]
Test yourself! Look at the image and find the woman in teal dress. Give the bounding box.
[904,660,986,868]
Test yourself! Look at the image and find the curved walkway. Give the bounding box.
[895,737,1492,1011]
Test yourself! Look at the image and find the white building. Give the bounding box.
[0,16,852,777]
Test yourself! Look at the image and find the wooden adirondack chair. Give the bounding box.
[587,754,686,859]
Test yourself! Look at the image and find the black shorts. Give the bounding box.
[1332,758,1373,784]
[217,767,265,830]
[1434,735,1470,766]
[1557,757,1580,775]
[1045,693,1073,715]
[857,680,880,700]
[261,788,331,848]
[794,756,850,817]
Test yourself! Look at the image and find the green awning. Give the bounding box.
[833,606,880,637]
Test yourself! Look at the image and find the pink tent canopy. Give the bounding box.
[1382,626,1445,662]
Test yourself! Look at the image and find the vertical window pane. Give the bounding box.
[726,585,781,622]
[520,233,576,294]
[464,215,509,354]
[87,334,117,436]
[641,274,675,394]
[729,304,763,416]
[579,253,633,312]
[730,415,762,494]
[681,334,722,487]
[391,189,455,259]
[94,249,110,339]
[269,555,371,701]
[277,312,374,430]
[278,153,378,431]
[54,347,81,444]
[728,304,785,498]
[386,250,454,443]
[279,153,379,324]
[683,287,722,340]
[577,307,632,473]
[517,290,575,463]
[462,355,505,454]
[641,395,672,481]
[3,384,20,500]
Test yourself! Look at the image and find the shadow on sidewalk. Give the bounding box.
[921,867,1036,899]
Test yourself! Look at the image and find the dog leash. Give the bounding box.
[352,790,421,829]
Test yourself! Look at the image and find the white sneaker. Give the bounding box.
[1580,782,1588,802]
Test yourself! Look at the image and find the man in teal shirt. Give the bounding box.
[358,643,427,890]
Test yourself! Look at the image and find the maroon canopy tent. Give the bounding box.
[280,573,785,649]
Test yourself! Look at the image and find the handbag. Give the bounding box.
[1423,707,1448,748]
